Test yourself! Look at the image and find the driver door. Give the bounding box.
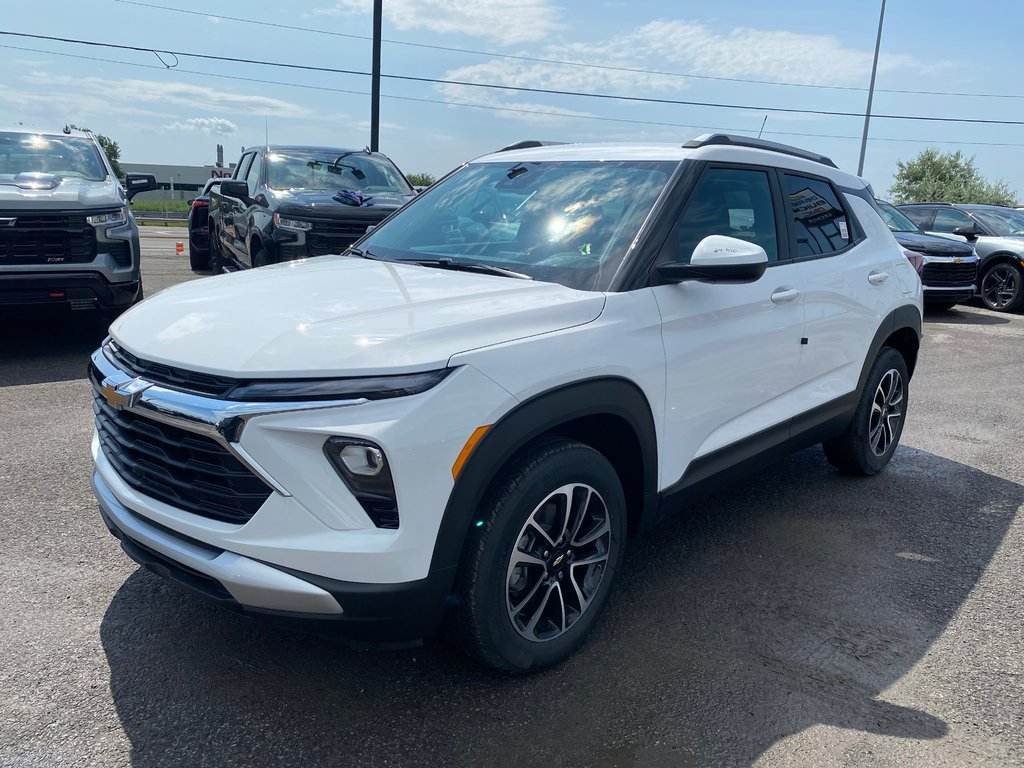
[652,165,805,488]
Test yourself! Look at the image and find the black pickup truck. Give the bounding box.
[208,145,415,270]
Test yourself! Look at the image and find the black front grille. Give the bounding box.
[107,344,238,398]
[0,210,97,265]
[306,216,387,257]
[93,390,271,524]
[922,261,977,287]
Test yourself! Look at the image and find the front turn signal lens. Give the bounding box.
[452,425,491,481]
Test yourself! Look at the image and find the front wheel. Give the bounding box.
[980,262,1024,312]
[208,229,225,274]
[823,346,909,476]
[452,439,627,673]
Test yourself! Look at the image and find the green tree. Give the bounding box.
[889,147,1017,206]
[406,172,436,187]
[69,125,124,182]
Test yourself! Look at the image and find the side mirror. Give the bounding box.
[220,179,251,200]
[124,172,157,201]
[952,225,978,241]
[658,235,768,284]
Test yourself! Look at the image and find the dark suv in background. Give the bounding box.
[208,145,414,271]
[898,202,1024,312]
[875,199,977,311]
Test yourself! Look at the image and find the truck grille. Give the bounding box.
[922,261,977,287]
[0,210,97,265]
[92,390,271,525]
[306,217,385,257]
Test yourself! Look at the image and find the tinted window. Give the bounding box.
[932,208,976,233]
[666,167,778,264]
[783,174,850,257]
[900,207,934,230]
[234,153,253,181]
[265,150,413,195]
[246,152,263,197]
[876,200,919,233]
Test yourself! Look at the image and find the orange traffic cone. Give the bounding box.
[175,241,184,254]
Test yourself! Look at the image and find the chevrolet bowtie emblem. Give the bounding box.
[100,377,152,410]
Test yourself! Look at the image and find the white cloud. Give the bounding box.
[20,72,310,118]
[431,20,937,126]
[313,0,560,44]
[168,117,239,135]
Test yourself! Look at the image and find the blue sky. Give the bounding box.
[2,0,1022,199]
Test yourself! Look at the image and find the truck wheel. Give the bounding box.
[823,346,908,476]
[208,230,224,274]
[452,439,627,674]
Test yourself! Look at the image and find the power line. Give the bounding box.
[113,0,1024,101]
[3,31,1024,127]
[5,42,1024,149]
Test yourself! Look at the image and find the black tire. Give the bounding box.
[251,243,271,268]
[208,229,224,274]
[103,283,144,324]
[189,245,210,272]
[924,300,958,312]
[979,261,1024,312]
[451,439,627,674]
[823,346,909,476]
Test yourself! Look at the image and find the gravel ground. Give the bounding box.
[1,230,1021,767]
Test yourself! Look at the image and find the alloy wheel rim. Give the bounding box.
[868,368,904,457]
[505,483,611,642]
[982,266,1019,310]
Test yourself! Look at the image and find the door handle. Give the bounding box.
[770,287,801,304]
[868,270,890,285]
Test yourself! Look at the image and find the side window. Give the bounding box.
[782,174,851,258]
[246,153,263,197]
[900,207,934,230]
[663,167,779,264]
[234,153,252,181]
[932,208,975,233]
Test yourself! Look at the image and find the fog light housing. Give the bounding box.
[324,437,399,529]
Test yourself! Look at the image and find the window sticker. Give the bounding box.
[839,220,849,240]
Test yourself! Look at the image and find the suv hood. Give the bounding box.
[272,188,412,218]
[110,257,605,377]
[0,176,121,209]
[892,230,974,257]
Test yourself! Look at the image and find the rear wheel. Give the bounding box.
[824,346,909,476]
[980,262,1024,312]
[208,229,225,274]
[452,439,627,673]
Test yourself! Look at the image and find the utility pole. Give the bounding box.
[370,0,382,152]
[857,0,886,176]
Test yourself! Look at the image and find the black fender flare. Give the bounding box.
[856,304,922,395]
[427,376,659,580]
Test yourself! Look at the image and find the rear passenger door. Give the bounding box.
[788,172,904,411]
[653,165,806,486]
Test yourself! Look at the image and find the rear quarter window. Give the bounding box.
[782,173,853,258]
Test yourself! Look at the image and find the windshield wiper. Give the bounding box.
[411,258,532,280]
[347,246,388,260]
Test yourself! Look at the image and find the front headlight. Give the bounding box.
[225,368,452,402]
[273,213,313,231]
[87,207,127,227]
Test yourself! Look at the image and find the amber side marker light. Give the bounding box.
[452,425,491,481]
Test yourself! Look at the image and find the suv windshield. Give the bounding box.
[876,200,919,233]
[0,132,107,182]
[969,208,1024,237]
[356,160,677,291]
[266,150,412,195]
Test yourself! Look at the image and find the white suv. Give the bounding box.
[89,134,922,673]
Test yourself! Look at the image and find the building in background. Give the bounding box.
[121,162,235,202]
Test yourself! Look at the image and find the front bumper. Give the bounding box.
[95,470,454,640]
[923,284,975,303]
[0,271,140,309]
[88,344,516,638]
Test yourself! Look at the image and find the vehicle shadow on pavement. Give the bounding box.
[100,446,1022,768]
[923,308,1012,326]
[0,310,108,387]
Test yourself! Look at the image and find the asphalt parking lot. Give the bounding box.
[1,229,1022,768]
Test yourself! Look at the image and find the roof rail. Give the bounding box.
[683,133,838,169]
[896,201,952,206]
[496,140,567,153]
